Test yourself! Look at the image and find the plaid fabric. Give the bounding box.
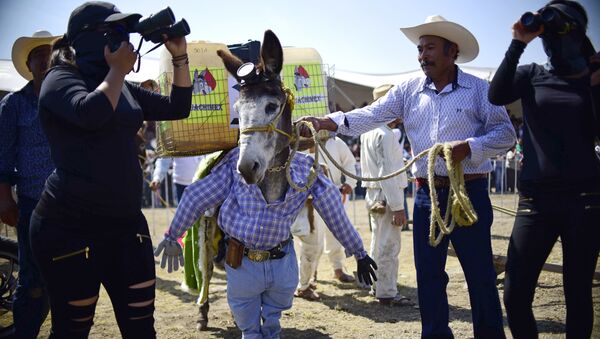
[330,67,516,178]
[166,148,366,259]
[0,82,53,199]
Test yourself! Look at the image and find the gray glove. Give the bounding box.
[154,237,184,273]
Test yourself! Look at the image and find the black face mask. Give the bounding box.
[70,30,110,82]
[541,27,587,75]
[539,4,588,75]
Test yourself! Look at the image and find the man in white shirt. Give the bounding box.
[293,134,358,300]
[151,156,205,204]
[360,85,412,306]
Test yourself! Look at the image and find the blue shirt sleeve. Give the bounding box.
[0,93,17,184]
[165,162,232,241]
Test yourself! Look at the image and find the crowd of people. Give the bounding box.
[0,0,598,338]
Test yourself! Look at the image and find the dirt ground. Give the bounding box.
[35,194,600,338]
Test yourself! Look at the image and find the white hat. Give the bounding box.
[400,15,479,63]
[372,84,394,101]
[11,30,59,80]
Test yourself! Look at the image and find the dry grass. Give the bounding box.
[33,195,599,338]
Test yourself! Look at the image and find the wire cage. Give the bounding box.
[155,43,331,157]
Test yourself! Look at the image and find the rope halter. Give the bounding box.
[238,86,296,142]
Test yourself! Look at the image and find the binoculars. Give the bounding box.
[520,7,573,34]
[134,7,190,44]
[106,7,190,52]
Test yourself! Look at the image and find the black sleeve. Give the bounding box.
[39,67,115,130]
[592,85,600,138]
[127,82,193,121]
[489,39,531,105]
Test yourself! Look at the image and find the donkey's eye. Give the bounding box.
[265,103,279,114]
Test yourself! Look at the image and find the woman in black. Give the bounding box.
[30,2,192,338]
[489,1,600,338]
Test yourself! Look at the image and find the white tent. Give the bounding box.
[327,66,521,117]
[0,57,160,95]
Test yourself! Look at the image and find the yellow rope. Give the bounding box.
[304,124,478,247]
[426,144,478,247]
[230,83,478,246]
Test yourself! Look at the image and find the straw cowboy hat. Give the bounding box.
[11,30,59,80]
[400,15,479,63]
[372,84,394,101]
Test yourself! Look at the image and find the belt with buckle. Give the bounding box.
[244,237,292,262]
[416,173,487,189]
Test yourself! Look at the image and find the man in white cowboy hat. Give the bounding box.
[297,15,516,338]
[0,29,57,338]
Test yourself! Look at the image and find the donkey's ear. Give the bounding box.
[217,49,244,82]
[260,30,283,77]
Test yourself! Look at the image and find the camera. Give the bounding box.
[105,7,190,52]
[520,7,572,33]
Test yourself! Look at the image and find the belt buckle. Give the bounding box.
[247,249,270,262]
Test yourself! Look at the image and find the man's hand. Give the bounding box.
[339,183,353,195]
[149,180,160,192]
[0,185,18,227]
[154,237,184,273]
[445,140,471,164]
[294,116,337,138]
[391,210,407,227]
[512,20,543,44]
[0,200,18,227]
[356,255,378,286]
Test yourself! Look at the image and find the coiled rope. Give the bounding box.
[293,120,478,247]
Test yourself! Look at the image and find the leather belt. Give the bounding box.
[416,173,487,189]
[243,237,292,262]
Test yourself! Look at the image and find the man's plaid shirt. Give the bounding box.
[166,148,366,259]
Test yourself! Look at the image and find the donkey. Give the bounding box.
[217,30,293,202]
[155,30,376,338]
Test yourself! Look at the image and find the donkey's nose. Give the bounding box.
[238,160,261,184]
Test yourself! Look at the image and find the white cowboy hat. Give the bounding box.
[11,30,59,81]
[400,15,479,64]
[372,84,394,101]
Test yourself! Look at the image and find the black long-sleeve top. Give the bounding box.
[489,40,600,193]
[38,65,192,218]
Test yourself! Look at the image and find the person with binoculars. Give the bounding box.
[488,1,600,338]
[29,2,192,338]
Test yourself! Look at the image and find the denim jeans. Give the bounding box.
[413,179,505,339]
[225,242,298,339]
[14,196,49,339]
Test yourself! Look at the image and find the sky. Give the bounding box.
[1,0,599,74]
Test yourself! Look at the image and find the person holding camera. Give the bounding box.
[488,1,600,338]
[29,2,191,337]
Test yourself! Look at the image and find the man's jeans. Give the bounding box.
[225,242,298,339]
[15,196,49,338]
[413,179,505,339]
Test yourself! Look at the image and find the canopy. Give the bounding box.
[0,57,160,93]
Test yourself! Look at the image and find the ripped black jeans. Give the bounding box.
[30,210,156,339]
[504,187,600,339]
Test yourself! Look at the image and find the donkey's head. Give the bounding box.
[218,30,292,185]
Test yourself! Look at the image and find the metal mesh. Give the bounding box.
[155,63,330,157]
